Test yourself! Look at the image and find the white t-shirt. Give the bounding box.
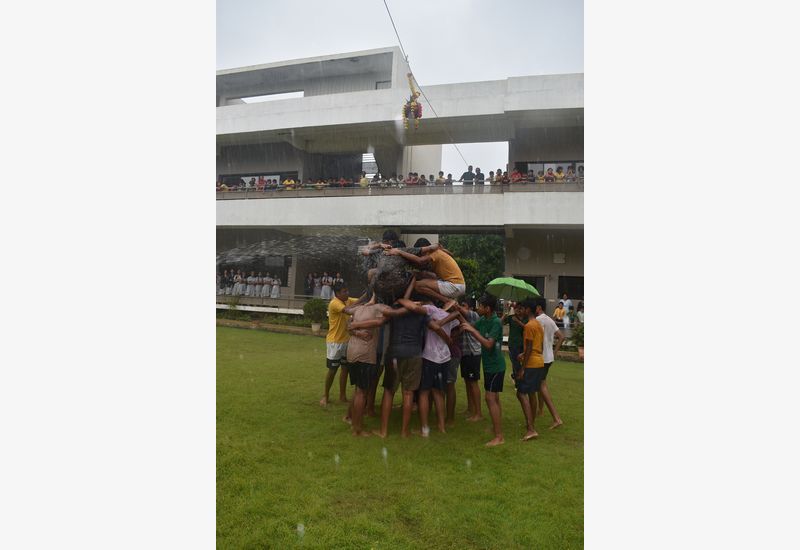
[563,299,573,312]
[536,313,560,364]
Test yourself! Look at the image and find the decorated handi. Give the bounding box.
[402,73,423,129]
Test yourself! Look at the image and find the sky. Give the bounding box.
[217,0,583,175]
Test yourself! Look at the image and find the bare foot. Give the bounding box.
[365,410,377,417]
[445,421,455,429]
[522,431,539,441]
[549,419,563,430]
[485,436,505,447]
[467,415,484,422]
[400,431,411,438]
[339,397,349,403]
[319,397,329,407]
[372,430,387,438]
[342,416,352,424]
[352,430,371,437]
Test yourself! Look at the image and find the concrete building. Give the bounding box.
[217,47,583,312]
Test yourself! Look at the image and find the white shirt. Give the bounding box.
[563,299,573,311]
[536,313,560,364]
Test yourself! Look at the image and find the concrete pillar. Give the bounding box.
[374,145,403,178]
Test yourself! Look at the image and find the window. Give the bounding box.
[514,275,545,297]
[557,276,583,301]
[375,81,391,90]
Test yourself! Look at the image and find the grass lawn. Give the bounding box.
[217,327,583,549]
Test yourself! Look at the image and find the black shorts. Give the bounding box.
[542,362,552,380]
[419,359,448,391]
[326,358,348,370]
[517,368,546,395]
[483,371,505,393]
[348,362,377,390]
[460,354,481,381]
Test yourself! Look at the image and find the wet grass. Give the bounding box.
[217,327,583,549]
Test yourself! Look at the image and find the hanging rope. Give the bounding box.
[381,0,471,170]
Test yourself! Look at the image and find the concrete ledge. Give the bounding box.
[217,318,326,337]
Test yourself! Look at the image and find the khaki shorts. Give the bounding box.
[382,356,422,393]
[437,280,466,299]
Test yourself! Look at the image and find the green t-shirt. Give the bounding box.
[475,313,505,373]
[503,314,528,347]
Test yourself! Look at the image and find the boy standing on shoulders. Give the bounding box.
[461,294,506,447]
[534,297,564,429]
[320,283,359,407]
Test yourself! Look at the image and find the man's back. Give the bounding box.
[389,310,427,359]
[430,249,465,284]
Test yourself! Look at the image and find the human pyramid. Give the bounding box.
[319,230,565,447]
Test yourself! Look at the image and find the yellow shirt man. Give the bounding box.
[326,296,359,344]
[522,318,545,368]
[359,176,369,188]
[429,249,465,284]
[553,305,565,321]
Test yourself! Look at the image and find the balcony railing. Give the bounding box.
[216,181,584,200]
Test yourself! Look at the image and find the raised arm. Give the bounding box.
[427,319,452,347]
[349,317,388,330]
[461,323,496,350]
[396,298,428,316]
[385,247,432,268]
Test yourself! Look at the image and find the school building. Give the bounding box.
[216,47,583,312]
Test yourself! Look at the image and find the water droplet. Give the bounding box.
[381,447,388,460]
[465,459,472,469]
[334,453,340,466]
[307,451,313,459]
[297,523,305,539]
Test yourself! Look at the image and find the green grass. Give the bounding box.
[217,327,583,549]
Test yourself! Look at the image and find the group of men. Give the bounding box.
[318,230,566,447]
[217,269,282,298]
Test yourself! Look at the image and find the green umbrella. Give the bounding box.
[485,277,540,302]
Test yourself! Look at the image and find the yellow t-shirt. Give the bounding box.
[326,297,359,343]
[429,249,465,285]
[555,172,565,181]
[553,307,565,320]
[523,319,545,369]
[359,177,369,188]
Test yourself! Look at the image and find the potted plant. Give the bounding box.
[303,298,328,334]
[571,322,584,359]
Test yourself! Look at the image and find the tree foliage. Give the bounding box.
[440,234,505,297]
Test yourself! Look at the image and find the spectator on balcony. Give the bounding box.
[246,177,255,190]
[460,165,475,185]
[386,174,398,186]
[270,276,282,299]
[359,172,369,188]
[544,168,556,182]
[537,170,546,182]
[257,175,266,190]
[577,165,585,182]
[436,171,446,185]
[283,177,297,190]
[576,302,584,324]
[426,174,436,186]
[510,169,523,183]
[493,170,503,185]
[334,272,344,286]
[475,168,485,185]
[445,173,454,185]
[565,167,577,182]
[502,171,511,184]
[488,171,495,184]
[225,270,234,295]
[403,172,415,185]
[232,271,242,296]
[218,182,229,192]
[527,170,537,183]
[555,166,566,182]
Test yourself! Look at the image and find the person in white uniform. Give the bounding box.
[254,272,263,297]
[270,277,281,299]
[261,273,272,298]
[232,271,243,296]
[313,273,322,298]
[320,271,333,300]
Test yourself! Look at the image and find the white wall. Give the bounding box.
[401,145,443,179]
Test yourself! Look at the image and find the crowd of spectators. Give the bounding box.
[217,269,283,299]
[304,272,345,300]
[216,165,584,192]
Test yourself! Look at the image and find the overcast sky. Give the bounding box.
[217,0,583,174]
